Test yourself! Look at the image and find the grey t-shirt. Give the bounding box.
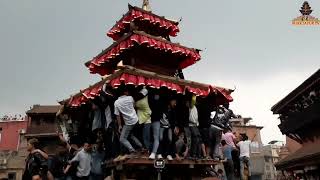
[70,149,91,177]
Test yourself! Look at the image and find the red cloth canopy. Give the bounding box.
[65,68,233,107]
[107,7,179,41]
[87,33,201,76]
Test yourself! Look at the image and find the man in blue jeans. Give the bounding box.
[114,86,143,154]
[209,104,237,159]
[222,140,234,180]
[159,97,177,160]
[148,89,166,159]
[237,133,251,180]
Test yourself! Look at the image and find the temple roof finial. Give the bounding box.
[142,0,152,12]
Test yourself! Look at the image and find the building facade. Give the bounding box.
[25,104,62,155]
[0,118,28,180]
[271,69,320,179]
[263,144,281,180]
[231,118,265,180]
[0,119,28,151]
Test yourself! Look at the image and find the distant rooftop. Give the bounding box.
[271,69,320,114]
[230,117,263,129]
[230,117,252,125]
[0,119,26,123]
[26,105,61,115]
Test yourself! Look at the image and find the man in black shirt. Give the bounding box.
[23,138,49,180]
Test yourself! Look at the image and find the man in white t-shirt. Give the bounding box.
[114,86,143,153]
[236,133,251,180]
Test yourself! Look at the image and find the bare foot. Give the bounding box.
[176,155,182,161]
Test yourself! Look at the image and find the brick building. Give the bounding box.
[0,119,27,151]
[230,118,265,180]
[0,118,28,180]
[0,105,62,180]
[25,105,62,155]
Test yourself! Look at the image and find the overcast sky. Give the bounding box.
[0,0,319,144]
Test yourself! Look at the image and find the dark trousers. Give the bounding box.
[77,176,89,180]
[200,128,209,146]
[104,127,120,159]
[232,149,240,177]
[190,126,202,158]
[224,159,234,180]
[184,127,192,154]
[89,173,104,180]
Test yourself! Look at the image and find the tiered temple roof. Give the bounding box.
[62,2,233,110]
[86,30,201,76]
[84,4,203,77]
[60,66,233,107]
[107,5,179,41]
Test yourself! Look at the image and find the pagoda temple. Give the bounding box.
[59,1,234,179]
[61,2,233,108]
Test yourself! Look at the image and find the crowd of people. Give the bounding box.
[22,135,106,180]
[221,131,252,180]
[109,85,238,162]
[23,85,253,180]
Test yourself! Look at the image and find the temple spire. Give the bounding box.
[142,0,152,12]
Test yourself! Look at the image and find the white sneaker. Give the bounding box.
[149,153,156,160]
[167,155,173,161]
[157,154,163,159]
